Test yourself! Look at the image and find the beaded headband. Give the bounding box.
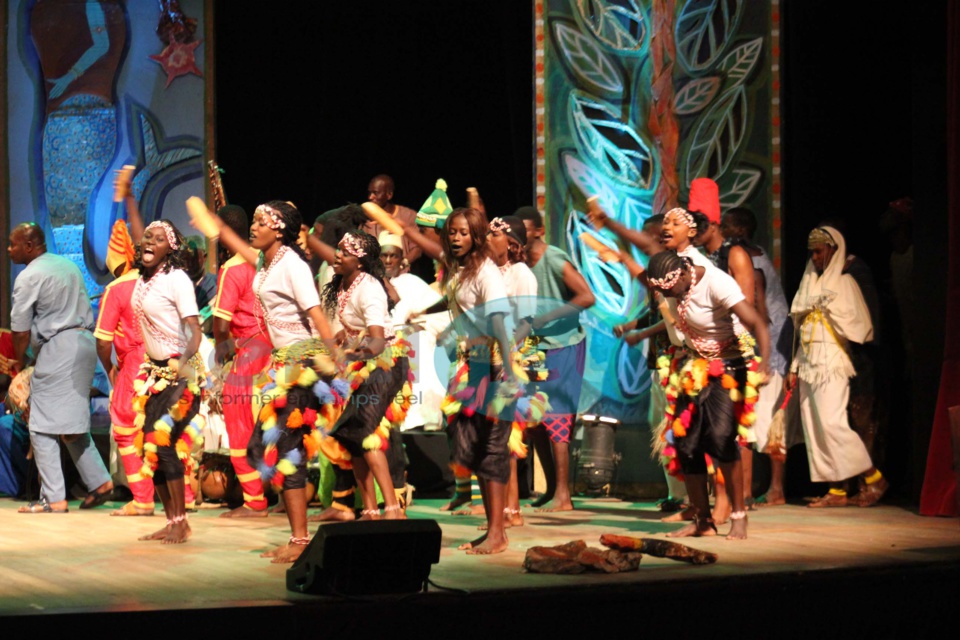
[665,207,696,230]
[648,266,684,290]
[144,221,180,250]
[340,233,367,258]
[488,217,511,234]
[255,204,286,230]
[807,227,836,249]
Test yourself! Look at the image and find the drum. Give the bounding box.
[199,449,242,507]
[6,367,33,424]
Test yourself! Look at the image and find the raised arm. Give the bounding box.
[187,197,260,266]
[114,166,145,243]
[399,217,443,261]
[305,233,337,266]
[588,206,662,257]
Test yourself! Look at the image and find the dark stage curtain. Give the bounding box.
[920,2,960,517]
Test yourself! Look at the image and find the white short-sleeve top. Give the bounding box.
[135,268,199,360]
[254,247,321,348]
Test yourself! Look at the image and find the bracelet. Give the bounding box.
[361,508,381,517]
[289,536,310,546]
[729,510,747,521]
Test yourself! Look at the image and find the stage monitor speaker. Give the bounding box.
[286,519,442,596]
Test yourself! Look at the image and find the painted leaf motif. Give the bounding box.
[566,209,635,317]
[719,37,764,86]
[570,91,656,190]
[619,194,653,231]
[684,85,748,183]
[675,0,743,73]
[719,166,763,209]
[674,76,722,115]
[561,151,621,213]
[562,153,654,269]
[575,0,647,54]
[619,195,654,265]
[616,340,652,399]
[552,20,624,96]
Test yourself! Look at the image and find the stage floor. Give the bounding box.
[1,493,958,634]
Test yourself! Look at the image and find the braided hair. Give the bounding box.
[321,229,394,313]
[500,215,528,265]
[646,250,692,291]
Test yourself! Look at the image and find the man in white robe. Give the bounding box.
[788,226,888,507]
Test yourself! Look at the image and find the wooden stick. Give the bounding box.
[466,187,485,215]
[599,534,718,565]
[579,232,620,263]
[113,165,135,203]
[186,196,221,240]
[361,202,405,236]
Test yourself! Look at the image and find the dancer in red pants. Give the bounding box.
[212,206,272,517]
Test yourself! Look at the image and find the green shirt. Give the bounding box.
[530,245,587,351]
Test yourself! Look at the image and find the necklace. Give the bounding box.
[133,268,184,355]
[675,264,733,360]
[336,271,367,340]
[255,246,311,336]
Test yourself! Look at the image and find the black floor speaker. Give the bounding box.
[286,519,442,596]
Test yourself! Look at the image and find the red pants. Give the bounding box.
[112,352,154,509]
[222,334,272,510]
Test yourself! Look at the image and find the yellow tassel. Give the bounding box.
[362,433,383,451]
[297,367,319,388]
[276,458,298,477]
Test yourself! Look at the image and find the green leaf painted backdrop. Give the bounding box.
[540,0,773,421]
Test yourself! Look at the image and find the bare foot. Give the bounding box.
[667,518,717,538]
[260,544,286,558]
[270,543,308,564]
[162,520,191,544]
[528,493,553,508]
[269,501,286,514]
[220,505,268,518]
[726,516,747,540]
[452,503,486,516]
[440,495,472,512]
[111,501,154,516]
[756,491,786,507]
[383,505,405,520]
[307,506,355,522]
[459,533,486,550]
[535,499,574,513]
[139,524,171,541]
[465,533,508,555]
[661,506,696,523]
[494,509,524,529]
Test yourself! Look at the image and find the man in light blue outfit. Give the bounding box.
[9,222,113,513]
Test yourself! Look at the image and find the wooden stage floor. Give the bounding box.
[1,494,958,636]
